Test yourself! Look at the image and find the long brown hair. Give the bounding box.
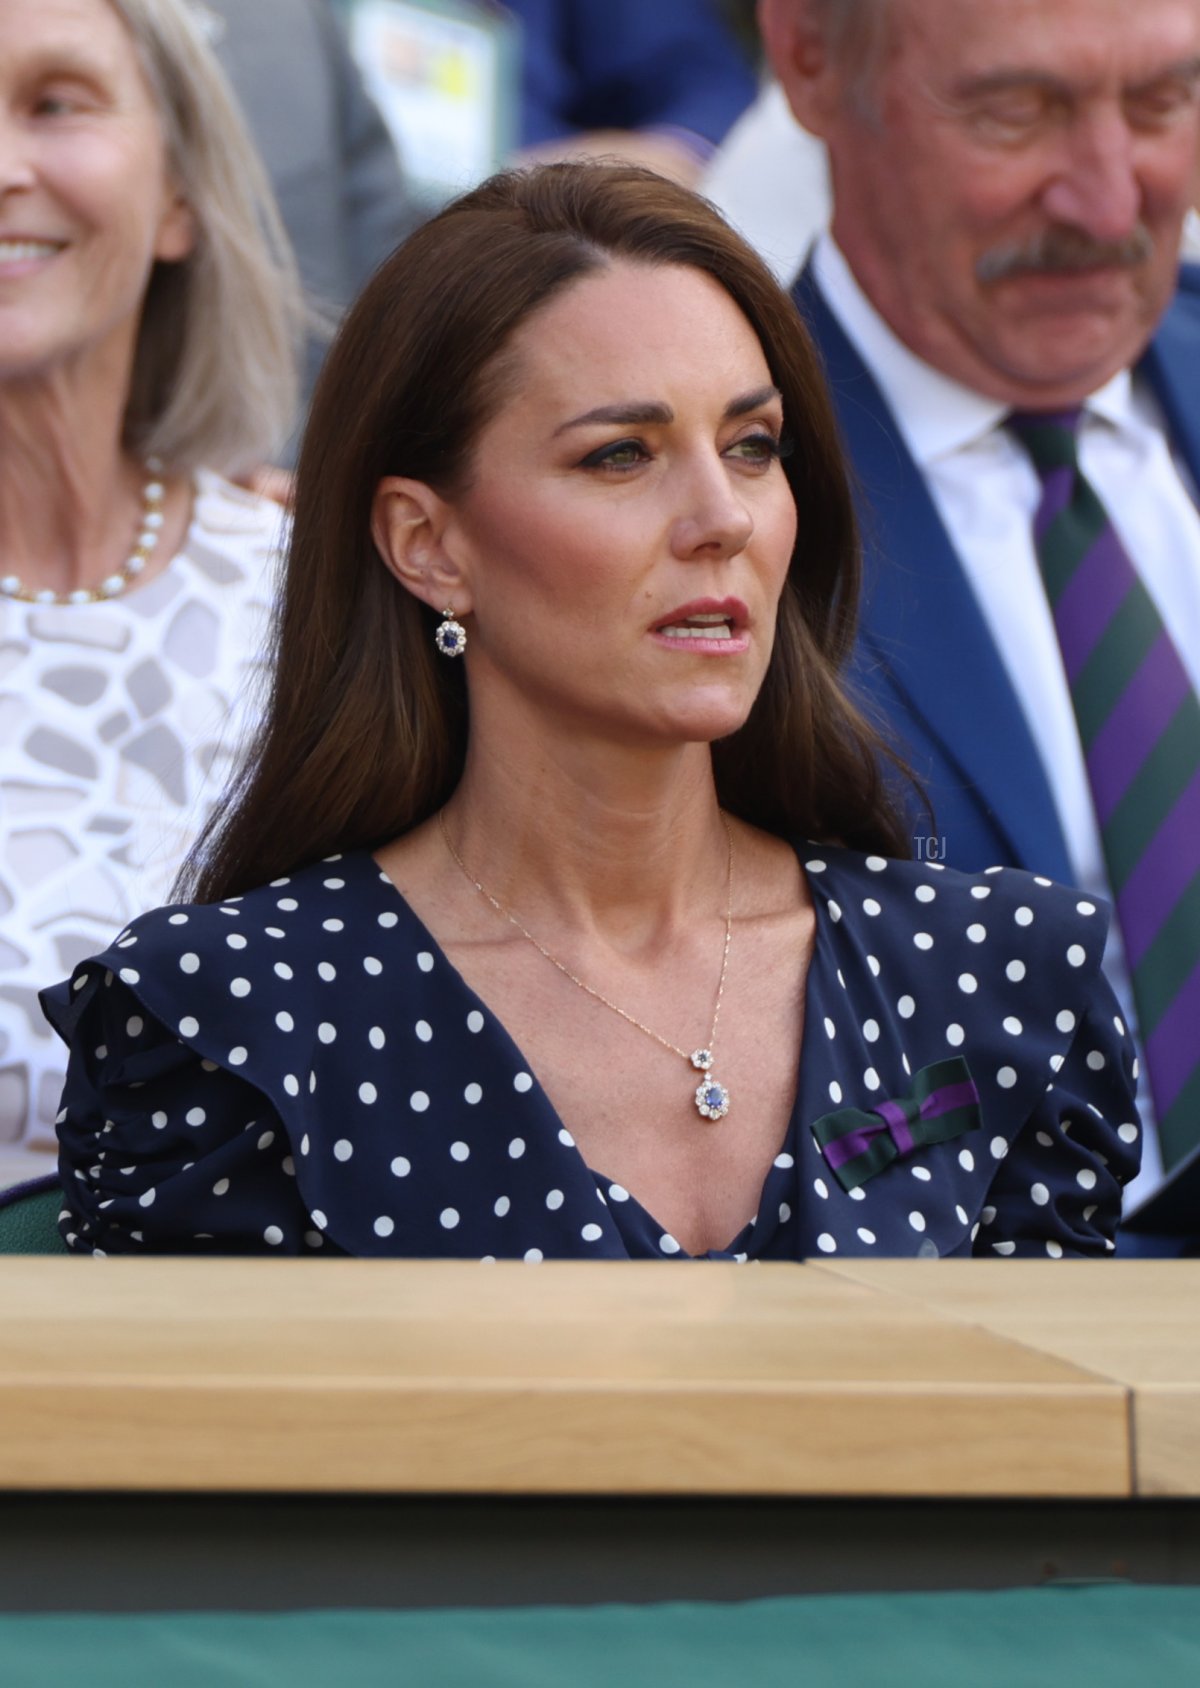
[184,163,911,901]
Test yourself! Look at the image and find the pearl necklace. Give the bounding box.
[439,811,735,1122]
[0,458,166,605]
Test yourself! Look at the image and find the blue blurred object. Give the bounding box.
[510,0,757,154]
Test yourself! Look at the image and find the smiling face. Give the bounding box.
[0,0,194,387]
[416,261,799,754]
[782,0,1200,405]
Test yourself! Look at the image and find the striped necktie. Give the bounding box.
[1008,407,1200,1169]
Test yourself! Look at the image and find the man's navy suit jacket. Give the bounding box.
[792,263,1200,883]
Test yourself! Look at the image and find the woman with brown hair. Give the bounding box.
[43,164,1140,1260]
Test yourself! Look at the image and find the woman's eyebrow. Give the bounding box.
[553,385,782,436]
[20,43,121,87]
[725,383,783,419]
[554,401,673,435]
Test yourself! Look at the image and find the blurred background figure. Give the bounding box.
[761,0,1200,1233]
[0,0,303,1184]
[701,63,1200,285]
[336,0,520,209]
[701,79,830,283]
[508,0,758,185]
[205,0,425,440]
[334,0,763,206]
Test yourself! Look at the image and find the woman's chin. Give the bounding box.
[640,691,758,748]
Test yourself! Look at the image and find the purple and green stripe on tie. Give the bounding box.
[1009,409,1200,1167]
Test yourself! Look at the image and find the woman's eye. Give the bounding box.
[32,87,87,117]
[579,438,649,471]
[726,432,785,466]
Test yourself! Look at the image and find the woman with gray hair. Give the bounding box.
[0,0,303,1178]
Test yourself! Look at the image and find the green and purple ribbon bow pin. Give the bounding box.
[811,1058,982,1192]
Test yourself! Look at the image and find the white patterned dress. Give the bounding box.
[0,470,285,1181]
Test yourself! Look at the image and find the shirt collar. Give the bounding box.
[811,232,1137,462]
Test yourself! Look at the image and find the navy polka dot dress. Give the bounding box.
[41,845,1142,1260]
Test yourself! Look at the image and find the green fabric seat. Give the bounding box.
[0,1176,70,1254]
[4,1588,1200,1688]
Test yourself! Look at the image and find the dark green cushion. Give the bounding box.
[0,1181,69,1254]
[3,1588,1200,1687]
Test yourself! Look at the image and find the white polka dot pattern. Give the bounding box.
[47,843,1140,1262]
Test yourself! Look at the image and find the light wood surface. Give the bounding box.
[0,1259,1128,1496]
[814,1262,1200,1496]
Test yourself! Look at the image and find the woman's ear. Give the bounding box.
[155,186,197,264]
[370,477,473,616]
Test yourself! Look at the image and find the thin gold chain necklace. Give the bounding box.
[438,809,735,1121]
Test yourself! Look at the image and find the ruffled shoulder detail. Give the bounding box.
[795,845,1139,1256]
[41,852,603,1259]
[44,853,397,1118]
[802,843,1117,1116]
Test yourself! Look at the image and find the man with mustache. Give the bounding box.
[761,0,1200,1227]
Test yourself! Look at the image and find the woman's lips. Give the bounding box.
[658,613,734,640]
[0,239,64,276]
[652,596,747,630]
[650,602,750,653]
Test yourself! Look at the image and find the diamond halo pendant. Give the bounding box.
[438,811,735,1122]
[690,1047,731,1122]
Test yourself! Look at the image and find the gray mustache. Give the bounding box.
[977,224,1153,283]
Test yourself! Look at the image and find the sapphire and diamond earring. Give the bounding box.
[435,607,467,658]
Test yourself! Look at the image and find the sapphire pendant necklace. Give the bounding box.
[438,811,734,1122]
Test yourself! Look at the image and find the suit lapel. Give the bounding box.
[794,264,1073,879]
[1141,265,1200,490]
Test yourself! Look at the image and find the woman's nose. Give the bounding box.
[668,459,754,561]
[0,116,36,197]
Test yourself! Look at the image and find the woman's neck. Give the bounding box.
[444,719,731,949]
[0,369,147,596]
